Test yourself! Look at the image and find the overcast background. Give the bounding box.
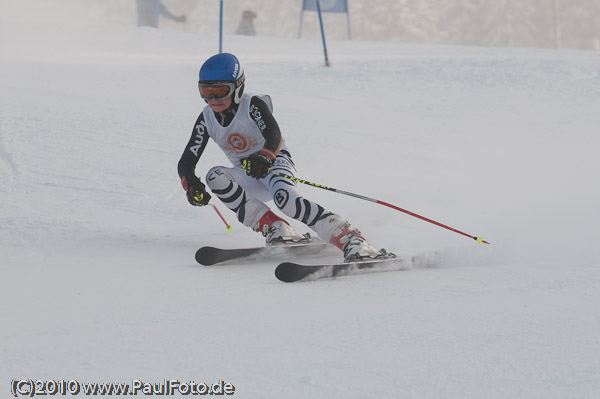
[70,0,600,50]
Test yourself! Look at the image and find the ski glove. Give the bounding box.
[243,149,275,179]
[181,175,211,206]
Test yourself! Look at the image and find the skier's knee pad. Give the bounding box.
[273,186,292,210]
[205,166,269,228]
[205,166,233,191]
[269,176,299,212]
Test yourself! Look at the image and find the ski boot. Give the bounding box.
[330,223,395,263]
[258,211,311,246]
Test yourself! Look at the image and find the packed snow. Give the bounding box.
[1,1,599,398]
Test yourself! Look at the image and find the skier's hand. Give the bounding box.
[243,150,274,179]
[181,175,211,206]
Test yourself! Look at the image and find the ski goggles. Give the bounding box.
[198,82,235,101]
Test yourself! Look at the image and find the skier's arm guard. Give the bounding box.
[249,96,283,157]
[178,113,211,205]
[178,112,209,178]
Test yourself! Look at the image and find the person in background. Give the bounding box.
[235,10,256,36]
[136,0,186,28]
[177,53,394,262]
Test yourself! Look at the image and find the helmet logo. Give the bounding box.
[232,63,239,79]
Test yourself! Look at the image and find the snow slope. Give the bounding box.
[1,2,600,398]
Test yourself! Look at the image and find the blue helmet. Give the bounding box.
[198,53,245,105]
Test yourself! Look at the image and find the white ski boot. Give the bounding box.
[342,235,389,262]
[266,221,311,246]
[329,222,392,262]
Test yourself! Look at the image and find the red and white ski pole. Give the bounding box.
[211,204,233,232]
[272,172,490,245]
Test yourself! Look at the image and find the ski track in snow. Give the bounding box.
[0,118,19,182]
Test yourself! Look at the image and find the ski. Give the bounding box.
[275,255,429,283]
[195,241,331,266]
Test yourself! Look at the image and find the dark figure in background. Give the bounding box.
[235,10,256,36]
[136,0,186,28]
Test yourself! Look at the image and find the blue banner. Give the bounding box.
[302,0,348,13]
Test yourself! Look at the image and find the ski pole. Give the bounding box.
[211,204,233,232]
[272,172,490,245]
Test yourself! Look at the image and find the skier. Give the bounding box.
[136,0,186,28]
[177,53,390,262]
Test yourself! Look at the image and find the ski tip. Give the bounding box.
[195,247,219,266]
[274,263,296,283]
[275,262,316,283]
